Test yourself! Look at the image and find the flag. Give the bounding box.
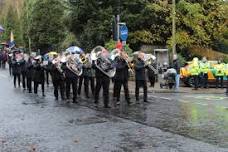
[0,25,4,33]
[8,31,15,48]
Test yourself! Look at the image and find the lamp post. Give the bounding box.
[114,0,121,42]
[172,0,176,55]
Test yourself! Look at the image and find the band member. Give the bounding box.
[26,57,33,93]
[50,56,65,101]
[1,50,7,69]
[33,56,45,96]
[78,54,95,98]
[21,59,27,90]
[8,53,13,76]
[45,61,52,86]
[134,52,148,103]
[77,74,84,96]
[147,60,157,88]
[113,51,130,105]
[62,59,78,103]
[11,56,21,88]
[93,57,111,108]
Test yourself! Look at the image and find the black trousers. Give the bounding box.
[9,64,12,76]
[148,75,156,87]
[84,76,95,97]
[1,61,6,69]
[135,80,147,102]
[46,71,49,86]
[22,73,26,89]
[193,75,199,89]
[13,74,21,87]
[77,76,84,95]
[216,76,223,88]
[53,80,65,100]
[200,73,208,88]
[95,76,110,107]
[27,77,32,93]
[66,77,78,102]
[113,80,130,102]
[34,81,44,95]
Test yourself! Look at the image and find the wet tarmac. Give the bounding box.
[0,69,228,152]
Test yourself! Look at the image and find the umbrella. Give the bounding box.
[44,51,58,61]
[48,51,58,56]
[66,46,83,54]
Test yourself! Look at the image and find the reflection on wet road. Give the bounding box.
[79,91,228,148]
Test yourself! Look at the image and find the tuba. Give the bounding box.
[66,54,83,76]
[91,46,116,78]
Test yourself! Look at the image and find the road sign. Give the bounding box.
[119,25,128,41]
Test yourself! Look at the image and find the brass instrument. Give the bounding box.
[143,53,158,74]
[66,54,83,76]
[110,49,135,74]
[91,46,116,78]
[80,54,88,64]
[121,51,135,74]
[133,52,158,74]
[52,55,65,74]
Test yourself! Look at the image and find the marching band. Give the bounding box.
[4,45,157,108]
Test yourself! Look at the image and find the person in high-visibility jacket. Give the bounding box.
[215,59,225,88]
[190,57,200,90]
[199,57,210,88]
[225,63,228,94]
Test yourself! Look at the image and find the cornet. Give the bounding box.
[80,54,88,64]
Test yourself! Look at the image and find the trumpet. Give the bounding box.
[121,51,135,74]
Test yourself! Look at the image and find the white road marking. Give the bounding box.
[160,97,172,101]
[196,103,208,106]
[179,100,190,103]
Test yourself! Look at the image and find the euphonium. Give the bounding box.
[66,54,83,76]
[143,53,158,74]
[91,46,116,78]
[52,56,65,73]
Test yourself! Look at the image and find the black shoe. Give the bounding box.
[94,101,98,104]
[42,93,45,97]
[72,99,77,103]
[55,97,58,101]
[127,100,132,105]
[144,100,148,103]
[104,105,111,108]
[72,101,78,104]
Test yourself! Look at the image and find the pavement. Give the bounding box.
[0,68,228,152]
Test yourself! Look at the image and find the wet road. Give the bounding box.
[0,69,228,152]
